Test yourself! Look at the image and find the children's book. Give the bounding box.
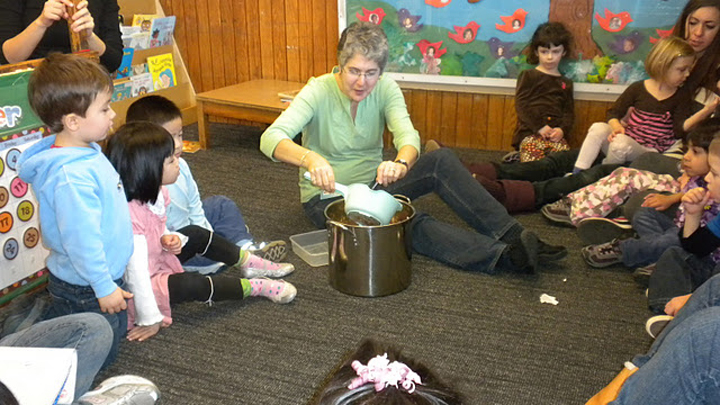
[112,78,133,102]
[149,16,176,48]
[120,25,141,36]
[132,62,148,76]
[116,48,134,78]
[122,31,149,50]
[147,53,176,91]
[132,14,159,32]
[131,73,154,97]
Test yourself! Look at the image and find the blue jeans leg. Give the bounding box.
[0,313,113,397]
[612,306,720,404]
[620,208,679,267]
[44,275,127,369]
[647,247,718,313]
[185,195,253,267]
[384,149,516,272]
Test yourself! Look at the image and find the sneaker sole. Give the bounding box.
[258,241,288,262]
[633,267,654,287]
[577,217,633,245]
[645,315,673,339]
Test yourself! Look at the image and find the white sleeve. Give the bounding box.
[124,235,165,326]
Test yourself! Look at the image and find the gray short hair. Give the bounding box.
[337,22,389,72]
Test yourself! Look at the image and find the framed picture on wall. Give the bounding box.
[338,0,688,99]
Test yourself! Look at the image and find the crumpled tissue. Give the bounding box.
[540,293,559,305]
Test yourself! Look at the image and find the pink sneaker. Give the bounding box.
[249,278,297,304]
[240,253,294,278]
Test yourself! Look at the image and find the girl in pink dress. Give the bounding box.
[106,122,297,342]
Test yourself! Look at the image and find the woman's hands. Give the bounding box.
[376,160,407,186]
[37,0,94,35]
[305,151,337,194]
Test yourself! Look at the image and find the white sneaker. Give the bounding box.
[77,375,160,405]
[249,278,297,304]
[241,240,288,262]
[241,253,295,278]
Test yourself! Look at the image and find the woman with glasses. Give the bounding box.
[260,22,566,274]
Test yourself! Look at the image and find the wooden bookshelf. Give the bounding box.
[113,0,196,127]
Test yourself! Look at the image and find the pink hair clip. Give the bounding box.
[347,353,422,394]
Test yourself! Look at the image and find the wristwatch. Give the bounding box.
[394,159,409,168]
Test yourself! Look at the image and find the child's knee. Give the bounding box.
[587,122,612,137]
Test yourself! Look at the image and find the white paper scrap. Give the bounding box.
[540,293,559,305]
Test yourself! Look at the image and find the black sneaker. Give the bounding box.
[576,217,634,245]
[504,230,539,274]
[645,315,673,339]
[537,239,568,262]
[581,239,623,268]
[633,263,656,287]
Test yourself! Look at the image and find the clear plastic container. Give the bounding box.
[290,230,328,267]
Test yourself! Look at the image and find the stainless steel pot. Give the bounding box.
[324,196,415,297]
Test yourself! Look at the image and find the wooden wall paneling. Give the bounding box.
[194,0,214,91]
[572,100,591,148]
[311,0,328,76]
[470,94,489,148]
[502,96,517,150]
[258,0,276,79]
[271,1,288,80]
[218,0,237,87]
[244,0,262,82]
[297,1,313,81]
[284,0,301,82]
[181,0,202,93]
[409,90,428,142]
[454,93,474,148]
[325,1,339,72]
[425,92,442,143]
[486,96,507,150]
[439,92,459,146]
[207,0,227,89]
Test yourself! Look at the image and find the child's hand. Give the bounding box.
[546,128,564,142]
[161,234,182,255]
[98,286,133,314]
[127,322,164,342]
[537,125,552,138]
[641,193,675,211]
[682,187,711,216]
[665,294,691,316]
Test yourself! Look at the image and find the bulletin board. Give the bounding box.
[0,69,51,306]
[339,0,689,93]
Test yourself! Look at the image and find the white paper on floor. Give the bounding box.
[540,293,559,305]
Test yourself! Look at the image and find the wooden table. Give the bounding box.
[195,79,304,149]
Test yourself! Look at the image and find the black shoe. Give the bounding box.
[633,263,656,287]
[504,230,539,274]
[537,239,567,262]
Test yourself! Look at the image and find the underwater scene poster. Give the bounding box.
[343,0,688,85]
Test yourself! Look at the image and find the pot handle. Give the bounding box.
[326,220,358,245]
[393,194,411,205]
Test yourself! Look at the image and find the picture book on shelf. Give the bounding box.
[122,31,149,50]
[132,14,158,31]
[131,73,153,97]
[112,79,133,102]
[149,16,176,48]
[147,53,176,91]
[115,48,134,79]
[132,62,148,76]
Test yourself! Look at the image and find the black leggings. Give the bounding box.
[167,272,244,305]
[175,225,241,265]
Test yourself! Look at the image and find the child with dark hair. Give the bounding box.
[18,53,133,365]
[512,22,574,160]
[580,124,719,272]
[127,95,288,274]
[314,339,463,405]
[106,122,296,342]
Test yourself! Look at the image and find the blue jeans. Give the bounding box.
[611,274,720,404]
[44,274,127,369]
[184,195,252,267]
[620,207,679,267]
[0,313,113,398]
[304,148,518,273]
[648,246,720,313]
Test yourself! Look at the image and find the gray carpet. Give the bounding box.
[98,123,653,404]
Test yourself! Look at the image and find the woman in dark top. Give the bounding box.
[0,0,123,72]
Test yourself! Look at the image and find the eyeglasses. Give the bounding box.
[343,67,380,81]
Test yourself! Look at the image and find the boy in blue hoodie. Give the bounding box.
[17,53,134,365]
